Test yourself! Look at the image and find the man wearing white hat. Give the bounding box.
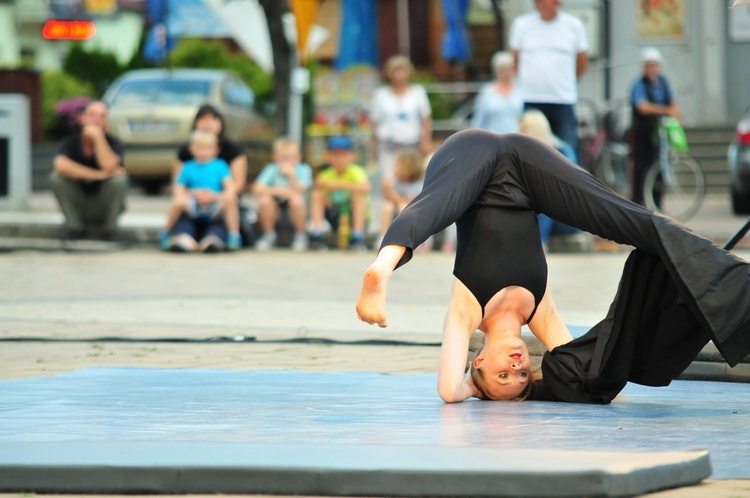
[629,47,681,206]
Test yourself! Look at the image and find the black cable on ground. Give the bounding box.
[0,335,443,347]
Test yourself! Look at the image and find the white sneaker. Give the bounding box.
[169,233,198,253]
[255,231,277,252]
[200,234,226,253]
[291,231,308,252]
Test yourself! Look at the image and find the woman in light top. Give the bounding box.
[471,51,524,135]
[370,55,432,176]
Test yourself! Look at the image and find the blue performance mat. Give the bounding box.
[1,368,747,496]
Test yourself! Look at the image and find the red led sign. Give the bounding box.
[42,20,96,40]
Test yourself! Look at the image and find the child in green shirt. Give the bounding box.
[309,135,372,250]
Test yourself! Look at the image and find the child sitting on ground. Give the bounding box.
[378,150,424,247]
[309,135,372,251]
[161,130,241,252]
[251,137,313,252]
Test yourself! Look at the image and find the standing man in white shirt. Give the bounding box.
[509,0,588,155]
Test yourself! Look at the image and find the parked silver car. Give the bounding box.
[102,68,274,193]
[729,107,750,214]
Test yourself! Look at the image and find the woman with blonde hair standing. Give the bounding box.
[471,51,524,135]
[370,55,433,177]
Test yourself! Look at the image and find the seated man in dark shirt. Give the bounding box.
[49,100,128,240]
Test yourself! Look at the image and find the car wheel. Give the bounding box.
[140,180,167,196]
[731,187,750,214]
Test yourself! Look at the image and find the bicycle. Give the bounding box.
[577,100,631,197]
[643,117,705,221]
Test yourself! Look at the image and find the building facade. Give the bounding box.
[2,0,748,126]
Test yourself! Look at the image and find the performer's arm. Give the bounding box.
[438,281,483,403]
[527,281,574,351]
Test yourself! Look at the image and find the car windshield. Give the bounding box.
[109,79,212,106]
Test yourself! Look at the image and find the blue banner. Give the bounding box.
[335,0,378,70]
[440,0,471,64]
[143,23,177,63]
[146,0,167,23]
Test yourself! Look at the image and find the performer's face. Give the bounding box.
[473,338,532,400]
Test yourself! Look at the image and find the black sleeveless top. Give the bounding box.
[453,205,547,323]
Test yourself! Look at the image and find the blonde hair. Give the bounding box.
[273,136,300,155]
[394,151,424,183]
[490,51,514,72]
[519,110,555,147]
[384,55,414,81]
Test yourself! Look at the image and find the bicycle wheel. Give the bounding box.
[594,142,630,197]
[644,154,705,221]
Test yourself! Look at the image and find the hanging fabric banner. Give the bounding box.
[335,0,378,70]
[440,0,471,64]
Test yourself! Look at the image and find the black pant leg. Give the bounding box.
[382,130,664,268]
[381,130,511,267]
[500,134,663,255]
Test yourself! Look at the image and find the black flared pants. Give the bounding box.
[382,129,662,267]
[382,129,750,370]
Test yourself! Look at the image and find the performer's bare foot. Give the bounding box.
[356,265,389,327]
[356,244,406,328]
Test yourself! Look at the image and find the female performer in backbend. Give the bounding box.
[356,129,750,404]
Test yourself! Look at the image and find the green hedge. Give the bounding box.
[41,71,97,139]
[63,44,125,95]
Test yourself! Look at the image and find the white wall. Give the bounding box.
[505,0,735,125]
[608,0,729,126]
[0,6,20,67]
[727,0,750,121]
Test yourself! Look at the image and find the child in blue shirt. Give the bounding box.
[162,130,241,251]
[251,137,313,251]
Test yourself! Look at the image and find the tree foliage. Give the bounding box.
[62,44,124,95]
[169,38,274,108]
[41,71,97,138]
